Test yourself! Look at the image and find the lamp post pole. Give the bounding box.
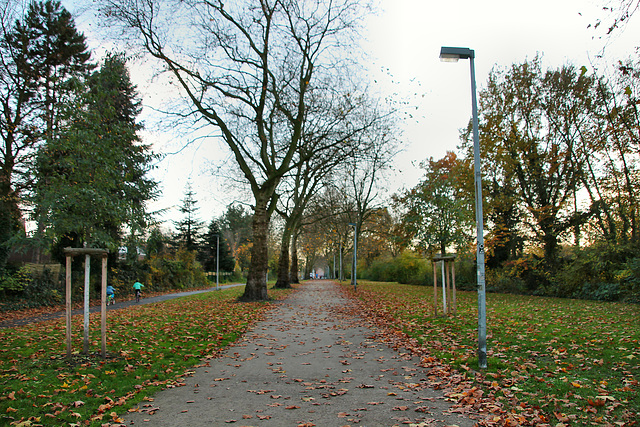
[215,234,220,291]
[348,223,357,291]
[339,242,343,282]
[440,46,487,369]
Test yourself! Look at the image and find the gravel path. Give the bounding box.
[119,280,475,426]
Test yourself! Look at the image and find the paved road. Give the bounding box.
[0,284,245,329]
[119,280,476,426]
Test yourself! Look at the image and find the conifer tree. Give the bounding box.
[34,52,157,254]
[0,0,92,269]
[200,219,235,273]
[173,183,203,252]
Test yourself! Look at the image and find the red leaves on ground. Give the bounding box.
[336,282,639,426]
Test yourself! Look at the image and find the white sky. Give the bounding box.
[65,0,640,227]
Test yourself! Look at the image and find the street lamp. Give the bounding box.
[439,46,487,369]
[348,223,357,291]
[339,242,343,282]
[214,234,220,291]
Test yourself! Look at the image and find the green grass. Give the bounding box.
[343,280,639,425]
[0,285,292,426]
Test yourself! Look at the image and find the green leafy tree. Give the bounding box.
[398,151,473,255]
[33,52,158,253]
[477,58,599,262]
[24,1,92,141]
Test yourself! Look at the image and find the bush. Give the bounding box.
[619,256,640,303]
[451,251,477,291]
[146,247,207,291]
[575,282,621,301]
[0,266,31,293]
[362,250,479,289]
[363,251,432,285]
[0,265,62,311]
[551,242,639,301]
[485,267,527,294]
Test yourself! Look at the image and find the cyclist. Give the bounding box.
[133,281,144,302]
[106,284,115,305]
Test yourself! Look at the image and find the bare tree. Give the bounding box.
[273,85,394,288]
[98,0,368,300]
[592,0,640,35]
[295,118,397,280]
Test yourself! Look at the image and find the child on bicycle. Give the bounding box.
[106,284,115,305]
[133,281,144,302]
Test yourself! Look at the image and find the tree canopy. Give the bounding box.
[33,52,158,251]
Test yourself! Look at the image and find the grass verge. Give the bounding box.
[342,280,639,425]
[0,285,293,426]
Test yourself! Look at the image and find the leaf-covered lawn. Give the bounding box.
[0,286,292,426]
[342,281,639,425]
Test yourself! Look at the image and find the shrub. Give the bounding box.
[619,256,640,303]
[146,247,207,291]
[0,266,31,294]
[551,242,639,301]
[0,265,62,311]
[362,251,431,285]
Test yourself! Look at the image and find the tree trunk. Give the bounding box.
[540,219,559,263]
[275,227,292,289]
[0,170,19,270]
[241,200,270,301]
[290,233,300,284]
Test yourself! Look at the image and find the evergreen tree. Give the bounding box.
[21,0,93,144]
[200,219,235,272]
[33,52,158,253]
[173,183,203,252]
[0,0,92,269]
[146,227,167,256]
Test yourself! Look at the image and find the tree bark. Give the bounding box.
[274,227,292,288]
[0,170,19,270]
[241,199,270,301]
[289,232,300,284]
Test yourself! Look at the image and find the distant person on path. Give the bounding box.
[106,284,115,305]
[133,281,144,302]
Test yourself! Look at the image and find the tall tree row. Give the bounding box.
[474,57,640,258]
[99,0,390,300]
[0,0,93,269]
[0,1,158,281]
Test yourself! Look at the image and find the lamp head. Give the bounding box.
[440,46,474,62]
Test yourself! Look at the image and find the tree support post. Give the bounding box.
[83,254,90,354]
[432,254,457,316]
[63,248,109,360]
[433,261,437,316]
[65,256,72,359]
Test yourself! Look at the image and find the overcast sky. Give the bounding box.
[66,0,640,227]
